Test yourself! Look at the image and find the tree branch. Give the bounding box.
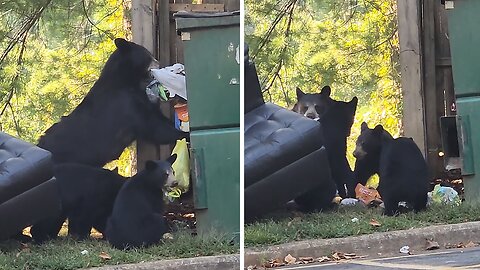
[82,0,115,40]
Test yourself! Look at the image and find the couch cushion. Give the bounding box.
[0,132,53,204]
[244,103,323,187]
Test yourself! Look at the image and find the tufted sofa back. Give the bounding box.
[0,132,53,204]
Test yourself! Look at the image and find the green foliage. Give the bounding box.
[0,0,134,175]
[246,0,402,173]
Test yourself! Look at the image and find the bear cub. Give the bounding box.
[106,155,177,249]
[353,123,429,215]
[31,165,126,242]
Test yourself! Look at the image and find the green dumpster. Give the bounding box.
[446,0,480,204]
[175,12,240,240]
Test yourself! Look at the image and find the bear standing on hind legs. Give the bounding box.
[30,38,187,242]
[37,38,187,167]
[353,123,429,216]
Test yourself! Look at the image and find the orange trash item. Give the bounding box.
[174,103,189,122]
[355,183,382,205]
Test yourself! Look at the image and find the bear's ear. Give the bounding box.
[373,124,384,135]
[296,87,305,99]
[361,122,368,131]
[320,86,331,97]
[145,160,157,171]
[114,38,130,52]
[167,154,177,165]
[349,96,358,107]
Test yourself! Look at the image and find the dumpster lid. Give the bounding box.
[175,11,240,31]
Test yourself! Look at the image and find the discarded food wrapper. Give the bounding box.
[174,103,189,122]
[351,217,359,223]
[399,245,410,254]
[340,198,359,206]
[81,250,89,255]
[355,183,382,205]
[428,184,461,206]
[145,81,169,103]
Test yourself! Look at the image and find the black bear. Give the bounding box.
[292,85,358,199]
[31,38,187,242]
[105,155,177,249]
[353,122,393,187]
[37,38,187,167]
[32,165,126,242]
[293,86,334,119]
[294,97,357,211]
[353,124,429,215]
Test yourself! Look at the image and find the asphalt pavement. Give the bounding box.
[277,247,480,270]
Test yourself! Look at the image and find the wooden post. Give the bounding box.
[397,0,426,156]
[132,0,158,170]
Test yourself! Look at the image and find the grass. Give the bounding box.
[0,231,238,270]
[245,204,480,248]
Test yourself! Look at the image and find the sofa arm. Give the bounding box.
[244,147,334,222]
[0,177,61,240]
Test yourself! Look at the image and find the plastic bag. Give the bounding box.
[150,63,187,100]
[429,184,461,206]
[167,139,190,199]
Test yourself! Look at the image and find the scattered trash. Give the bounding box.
[99,251,111,260]
[369,219,381,227]
[162,233,174,240]
[355,183,382,205]
[150,64,187,100]
[80,250,89,255]
[341,198,359,206]
[428,184,461,206]
[399,245,410,254]
[167,138,190,200]
[425,239,440,250]
[351,217,359,223]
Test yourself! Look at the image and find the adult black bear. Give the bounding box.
[353,124,429,216]
[31,38,186,242]
[353,122,393,187]
[37,38,187,166]
[294,96,357,212]
[50,165,126,240]
[292,86,358,198]
[105,155,177,249]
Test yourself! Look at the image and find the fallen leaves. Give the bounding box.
[255,252,365,268]
[98,251,111,260]
[425,239,440,250]
[369,219,382,227]
[284,254,296,264]
[446,241,479,249]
